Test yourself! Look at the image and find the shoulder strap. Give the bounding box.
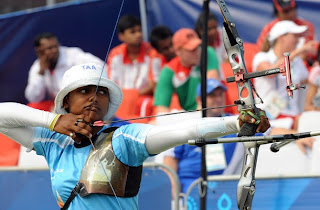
[61,183,81,210]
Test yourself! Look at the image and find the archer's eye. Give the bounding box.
[99,90,107,95]
[79,88,89,94]
[97,87,109,96]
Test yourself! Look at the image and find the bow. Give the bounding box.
[214,0,303,209]
[214,1,260,209]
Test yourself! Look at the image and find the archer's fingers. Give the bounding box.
[256,110,270,133]
[72,116,93,139]
[74,124,93,139]
[256,121,270,133]
[238,110,257,129]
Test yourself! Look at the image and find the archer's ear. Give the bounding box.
[63,96,69,111]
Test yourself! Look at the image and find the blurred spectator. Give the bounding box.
[194,11,242,114]
[107,15,155,95]
[163,79,242,194]
[149,25,176,63]
[25,32,104,111]
[305,44,320,111]
[149,25,176,84]
[253,20,315,127]
[107,15,155,117]
[153,28,220,114]
[195,11,227,65]
[256,0,315,52]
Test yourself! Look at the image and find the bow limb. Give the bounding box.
[216,1,261,209]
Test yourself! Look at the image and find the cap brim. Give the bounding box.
[291,25,308,34]
[268,24,308,43]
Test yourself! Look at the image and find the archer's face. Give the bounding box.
[63,85,109,122]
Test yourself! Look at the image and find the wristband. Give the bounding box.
[49,114,62,131]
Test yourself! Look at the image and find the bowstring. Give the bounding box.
[87,0,125,209]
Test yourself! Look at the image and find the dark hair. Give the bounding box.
[33,32,57,47]
[194,12,218,38]
[117,15,141,33]
[273,0,297,17]
[149,25,173,50]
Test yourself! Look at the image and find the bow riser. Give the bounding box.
[222,27,258,112]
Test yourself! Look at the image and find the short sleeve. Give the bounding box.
[112,124,154,166]
[33,127,73,159]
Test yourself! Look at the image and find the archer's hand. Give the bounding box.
[53,114,93,143]
[238,109,270,133]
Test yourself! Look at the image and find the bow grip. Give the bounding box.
[238,123,258,137]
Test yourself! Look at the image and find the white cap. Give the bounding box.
[54,63,123,121]
[268,20,307,44]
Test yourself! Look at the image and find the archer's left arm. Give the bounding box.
[145,112,270,155]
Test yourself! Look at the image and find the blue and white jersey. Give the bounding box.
[33,123,153,210]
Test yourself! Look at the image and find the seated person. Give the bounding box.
[25,32,104,111]
[149,25,176,83]
[149,25,176,64]
[154,28,220,114]
[252,21,314,126]
[107,15,155,117]
[194,11,227,65]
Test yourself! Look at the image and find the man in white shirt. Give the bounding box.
[25,32,104,111]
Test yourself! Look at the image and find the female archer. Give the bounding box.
[0,63,270,209]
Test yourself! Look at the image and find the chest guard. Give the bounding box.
[78,127,142,197]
